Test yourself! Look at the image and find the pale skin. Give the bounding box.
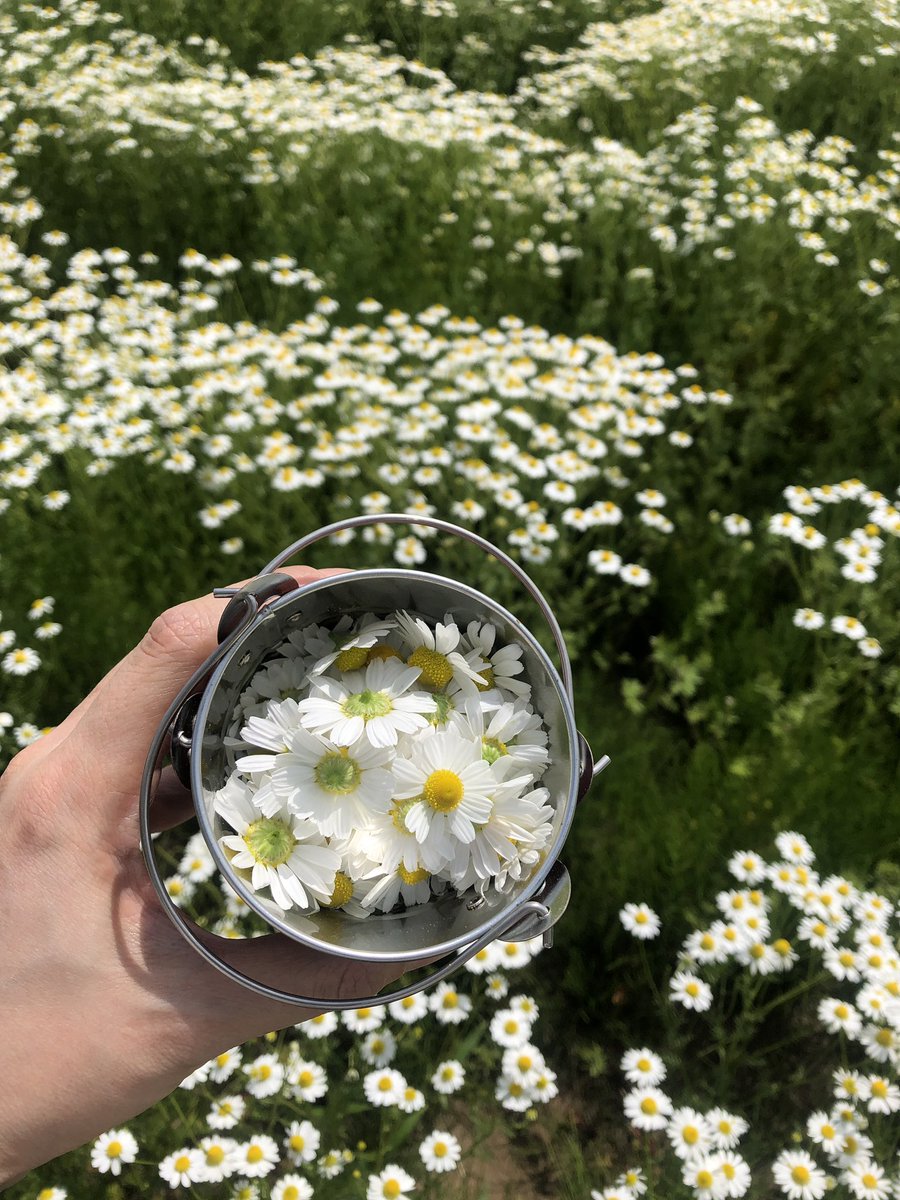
[0,566,415,1185]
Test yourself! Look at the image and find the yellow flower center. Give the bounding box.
[791,1167,811,1185]
[423,769,464,813]
[640,1097,658,1115]
[876,1028,893,1047]
[246,1146,263,1164]
[517,1055,533,1071]
[284,1188,301,1200]
[107,1141,123,1158]
[700,934,715,950]
[335,646,369,671]
[175,1154,191,1172]
[324,871,354,908]
[216,1052,230,1067]
[315,749,362,794]
[298,1070,314,1088]
[244,817,296,867]
[773,938,791,956]
[872,1080,888,1098]
[683,1126,699,1144]
[378,1077,393,1091]
[475,665,495,691]
[206,1146,225,1166]
[398,864,429,885]
[407,646,453,690]
[504,1019,519,1034]
[686,981,700,996]
[696,1171,714,1189]
[368,643,400,663]
[722,1164,736,1180]
[384,1183,401,1200]
[290,1134,305,1151]
[862,1175,878,1190]
[434,1142,448,1158]
[482,735,508,765]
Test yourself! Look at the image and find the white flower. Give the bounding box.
[419,1130,462,1173]
[393,727,496,860]
[428,981,472,1025]
[670,971,713,1011]
[793,608,825,630]
[772,1150,827,1200]
[216,775,340,912]
[707,1109,749,1150]
[668,1107,713,1159]
[91,1129,138,1176]
[242,726,395,839]
[460,619,531,699]
[287,1057,328,1101]
[236,1134,280,1178]
[831,615,867,641]
[207,1094,245,1130]
[620,563,652,587]
[2,646,41,675]
[271,1175,314,1200]
[620,1047,667,1087]
[284,1119,321,1166]
[243,1053,285,1098]
[366,1165,416,1200]
[432,1060,465,1094]
[489,1007,533,1048]
[298,658,435,747]
[396,611,489,693]
[197,1136,239,1183]
[159,1147,206,1188]
[364,1068,406,1107]
[389,991,430,1023]
[623,1086,673,1131]
[843,1160,891,1200]
[620,902,661,939]
[588,548,623,575]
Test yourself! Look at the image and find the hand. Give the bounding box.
[0,567,406,1185]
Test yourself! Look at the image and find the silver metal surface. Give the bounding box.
[139,517,600,1008]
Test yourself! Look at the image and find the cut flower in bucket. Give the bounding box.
[214,610,553,918]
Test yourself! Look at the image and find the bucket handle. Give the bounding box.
[259,512,575,704]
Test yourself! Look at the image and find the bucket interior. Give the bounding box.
[193,569,578,961]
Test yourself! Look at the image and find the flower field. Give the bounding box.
[0,0,898,1195]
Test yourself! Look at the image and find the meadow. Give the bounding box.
[0,0,898,1195]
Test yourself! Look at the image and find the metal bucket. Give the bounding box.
[140,515,608,1008]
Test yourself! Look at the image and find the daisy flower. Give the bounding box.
[215,775,340,912]
[667,1107,712,1159]
[432,1060,465,1094]
[197,1136,239,1183]
[2,647,41,675]
[419,1130,462,1173]
[236,1134,280,1178]
[271,1176,314,1200]
[843,1161,891,1200]
[450,696,549,776]
[91,1129,138,1176]
[623,1086,673,1131]
[393,726,496,858]
[159,1147,205,1188]
[283,1119,321,1166]
[364,1068,406,1107]
[620,902,661,939]
[460,619,530,699]
[772,1150,827,1200]
[670,971,713,1011]
[388,991,429,1024]
[298,659,435,747]
[287,1058,328,1102]
[309,614,397,675]
[620,1048,667,1087]
[207,1094,245,1130]
[241,726,395,838]
[367,1165,417,1200]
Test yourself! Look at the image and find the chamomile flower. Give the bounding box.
[91,1129,138,1176]
[284,1120,320,1166]
[621,1048,667,1087]
[432,1060,465,1094]
[242,726,395,838]
[624,1086,673,1131]
[215,775,340,911]
[207,1094,245,1130]
[271,1176,314,1200]
[620,902,661,939]
[419,1130,462,1173]
[159,1148,206,1188]
[236,1135,280,1178]
[670,971,713,1011]
[772,1150,827,1200]
[366,1165,416,1200]
[298,659,435,747]
[393,726,496,858]
[288,1057,328,1101]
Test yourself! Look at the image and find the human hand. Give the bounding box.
[0,567,407,1185]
